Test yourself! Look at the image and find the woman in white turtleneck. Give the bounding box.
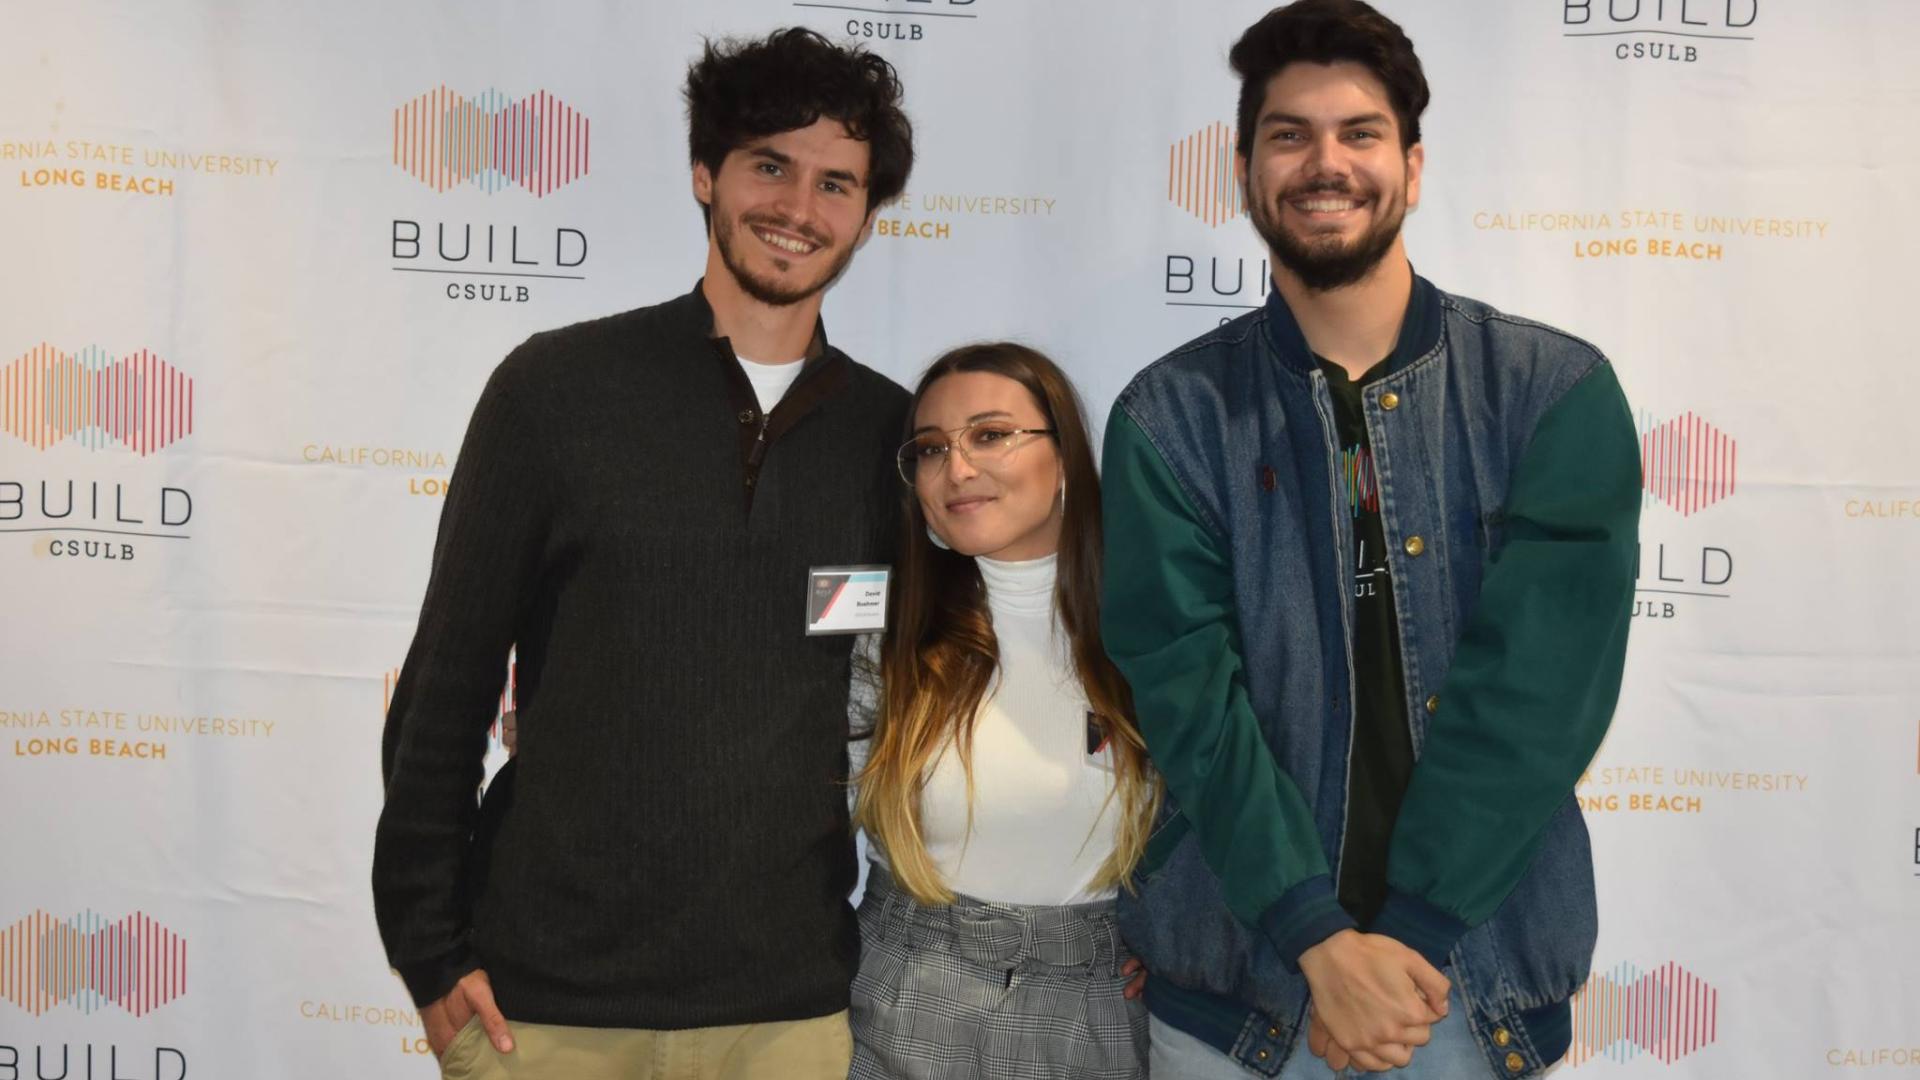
[912,550,1116,905]
[848,343,1159,1080]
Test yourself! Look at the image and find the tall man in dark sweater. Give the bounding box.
[372,29,914,1079]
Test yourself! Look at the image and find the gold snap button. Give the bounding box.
[1506,1051,1525,1072]
[1256,1049,1270,1061]
[1494,1027,1512,1047]
[1425,694,1439,714]
[1381,391,1400,411]
[1404,535,1425,557]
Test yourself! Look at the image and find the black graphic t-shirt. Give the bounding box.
[1318,357,1414,927]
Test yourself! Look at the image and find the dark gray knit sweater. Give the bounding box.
[373,282,908,1029]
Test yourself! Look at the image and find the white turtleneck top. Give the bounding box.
[852,552,1122,906]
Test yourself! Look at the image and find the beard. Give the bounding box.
[1250,175,1407,293]
[711,202,857,307]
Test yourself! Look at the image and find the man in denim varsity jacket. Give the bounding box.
[1101,3,1639,1078]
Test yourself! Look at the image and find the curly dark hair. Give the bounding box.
[1230,0,1429,156]
[684,27,914,225]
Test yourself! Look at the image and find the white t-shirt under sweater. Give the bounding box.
[858,552,1123,907]
[737,355,805,414]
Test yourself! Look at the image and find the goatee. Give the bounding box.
[1251,180,1404,293]
[713,209,855,307]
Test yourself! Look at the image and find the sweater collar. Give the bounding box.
[679,278,831,364]
[976,552,1057,619]
[1259,267,1441,377]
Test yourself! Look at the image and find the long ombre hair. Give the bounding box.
[853,343,1159,905]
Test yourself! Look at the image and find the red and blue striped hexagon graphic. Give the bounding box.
[1640,410,1737,516]
[0,910,187,1017]
[1567,960,1719,1067]
[1,344,194,455]
[393,87,590,196]
[1168,122,1246,227]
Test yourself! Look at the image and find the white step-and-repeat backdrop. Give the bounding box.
[3,2,1916,1075]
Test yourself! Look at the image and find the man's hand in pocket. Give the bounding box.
[422,969,514,1057]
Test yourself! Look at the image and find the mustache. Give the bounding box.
[1277,178,1372,200]
[742,214,828,247]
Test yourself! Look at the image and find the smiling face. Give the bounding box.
[694,117,877,307]
[1237,60,1423,293]
[912,371,1063,563]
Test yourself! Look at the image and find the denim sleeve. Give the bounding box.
[1376,363,1640,967]
[1100,408,1356,968]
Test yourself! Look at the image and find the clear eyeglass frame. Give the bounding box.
[895,422,1057,487]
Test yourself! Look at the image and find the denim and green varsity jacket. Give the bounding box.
[1100,274,1640,1077]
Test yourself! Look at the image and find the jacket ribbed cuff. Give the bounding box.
[1370,889,1470,969]
[1258,874,1358,973]
[396,945,481,1008]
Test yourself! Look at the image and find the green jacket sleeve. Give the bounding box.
[1374,363,1640,966]
[1100,407,1357,967]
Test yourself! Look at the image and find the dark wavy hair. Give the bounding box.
[1230,0,1429,155]
[684,27,914,225]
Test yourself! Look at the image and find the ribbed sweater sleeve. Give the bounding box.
[373,355,552,1006]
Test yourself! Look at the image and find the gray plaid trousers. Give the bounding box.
[849,864,1148,1080]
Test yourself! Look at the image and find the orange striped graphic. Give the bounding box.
[0,910,186,1017]
[1567,961,1718,1067]
[1639,410,1737,516]
[1,344,194,454]
[1168,122,1246,226]
[393,87,590,196]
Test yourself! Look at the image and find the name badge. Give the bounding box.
[806,565,890,635]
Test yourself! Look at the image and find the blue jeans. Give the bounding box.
[1148,1013,1494,1080]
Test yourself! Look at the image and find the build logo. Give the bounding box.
[1162,122,1268,323]
[1634,409,1740,622]
[1,342,196,565]
[1562,1,1758,65]
[793,0,982,45]
[387,87,592,306]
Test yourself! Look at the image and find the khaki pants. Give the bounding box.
[438,1010,852,1080]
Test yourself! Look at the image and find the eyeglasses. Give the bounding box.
[896,421,1057,487]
